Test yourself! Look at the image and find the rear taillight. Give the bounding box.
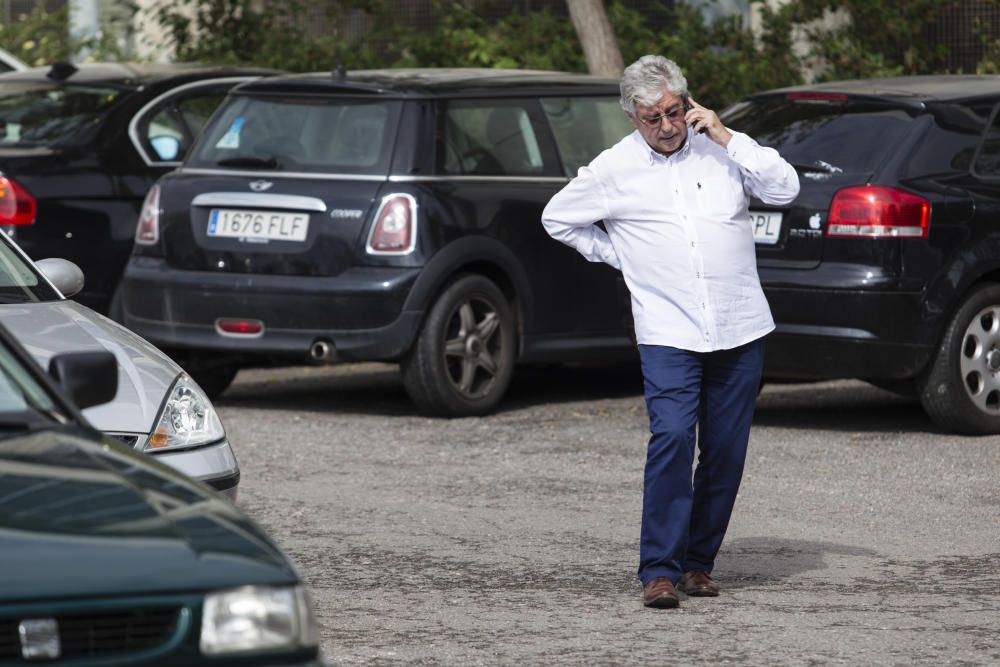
[135,184,160,245]
[366,193,417,255]
[827,185,930,238]
[0,176,36,226]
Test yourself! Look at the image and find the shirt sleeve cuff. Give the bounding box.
[725,130,753,163]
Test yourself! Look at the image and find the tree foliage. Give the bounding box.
[149,0,806,109]
[0,0,129,65]
[149,0,383,71]
[10,0,1000,110]
[385,2,584,72]
[778,0,974,79]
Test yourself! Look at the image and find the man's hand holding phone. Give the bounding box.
[685,97,733,148]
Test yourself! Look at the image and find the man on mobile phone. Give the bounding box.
[541,55,799,609]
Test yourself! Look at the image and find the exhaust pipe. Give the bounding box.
[309,339,336,363]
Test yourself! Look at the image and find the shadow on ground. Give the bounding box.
[217,362,645,416]
[717,537,879,590]
[218,362,938,434]
[755,381,936,434]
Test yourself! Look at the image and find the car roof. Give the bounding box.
[0,62,277,87]
[757,75,1000,104]
[234,67,622,97]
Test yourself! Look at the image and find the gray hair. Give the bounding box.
[619,55,688,115]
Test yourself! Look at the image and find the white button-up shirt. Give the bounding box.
[542,128,800,352]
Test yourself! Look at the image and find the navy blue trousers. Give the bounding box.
[636,338,765,586]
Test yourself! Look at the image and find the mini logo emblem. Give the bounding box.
[249,179,273,192]
[19,619,60,660]
[809,213,822,229]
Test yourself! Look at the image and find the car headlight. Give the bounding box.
[143,374,225,452]
[200,585,319,655]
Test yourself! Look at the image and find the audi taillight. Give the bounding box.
[135,184,160,245]
[827,185,930,238]
[0,176,36,226]
[366,193,417,255]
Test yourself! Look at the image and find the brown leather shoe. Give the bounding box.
[678,570,719,597]
[642,577,680,608]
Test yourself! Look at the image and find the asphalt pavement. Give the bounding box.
[215,362,1000,666]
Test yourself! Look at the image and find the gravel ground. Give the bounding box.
[215,362,1000,666]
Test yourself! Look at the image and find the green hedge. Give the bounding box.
[6,0,1000,109]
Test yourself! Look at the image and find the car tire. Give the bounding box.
[919,283,1000,434]
[401,274,516,417]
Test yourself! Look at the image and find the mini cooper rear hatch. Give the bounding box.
[121,69,634,415]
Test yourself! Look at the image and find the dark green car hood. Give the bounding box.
[0,429,296,603]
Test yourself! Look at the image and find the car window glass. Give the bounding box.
[145,107,186,160]
[721,98,914,173]
[141,90,228,163]
[0,239,58,303]
[0,345,56,418]
[541,96,632,176]
[187,95,401,174]
[0,82,124,148]
[973,103,1000,178]
[443,102,545,176]
[901,103,991,178]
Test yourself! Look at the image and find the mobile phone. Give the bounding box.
[684,95,705,133]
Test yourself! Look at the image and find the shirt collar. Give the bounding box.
[632,128,694,165]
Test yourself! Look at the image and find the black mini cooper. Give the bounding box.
[121,69,634,415]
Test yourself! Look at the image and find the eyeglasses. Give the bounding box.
[637,105,686,127]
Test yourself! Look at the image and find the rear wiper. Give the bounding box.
[790,160,842,174]
[216,155,279,169]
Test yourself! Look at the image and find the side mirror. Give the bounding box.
[48,351,118,410]
[35,258,84,298]
[149,135,181,161]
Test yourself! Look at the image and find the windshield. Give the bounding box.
[0,236,59,303]
[720,97,916,174]
[0,342,61,431]
[0,232,59,303]
[0,81,125,149]
[187,94,401,174]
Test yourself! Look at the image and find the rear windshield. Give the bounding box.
[720,97,916,174]
[0,82,124,148]
[187,95,401,174]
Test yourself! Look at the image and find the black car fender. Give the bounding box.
[921,237,1000,340]
[401,235,535,333]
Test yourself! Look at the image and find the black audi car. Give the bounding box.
[720,75,1000,434]
[0,62,276,314]
[120,68,636,413]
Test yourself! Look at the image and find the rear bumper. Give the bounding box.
[764,327,934,380]
[762,285,938,381]
[122,259,424,362]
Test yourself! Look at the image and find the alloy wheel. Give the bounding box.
[959,305,1000,413]
[442,296,503,399]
